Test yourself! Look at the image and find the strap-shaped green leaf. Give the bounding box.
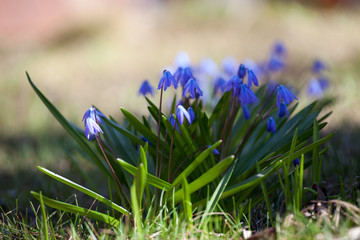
[173,155,234,203]
[117,158,171,190]
[37,166,130,216]
[31,191,120,227]
[170,140,222,188]
[182,177,193,223]
[199,156,236,228]
[27,73,109,177]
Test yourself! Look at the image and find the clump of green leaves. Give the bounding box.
[27,48,333,234]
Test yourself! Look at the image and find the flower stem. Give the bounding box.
[156,87,164,178]
[96,136,129,204]
[168,122,176,182]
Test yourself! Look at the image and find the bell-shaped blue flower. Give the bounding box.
[266,117,276,133]
[138,80,154,96]
[247,69,259,88]
[239,82,258,105]
[276,85,298,109]
[183,78,203,99]
[157,70,178,91]
[176,105,192,125]
[242,106,251,120]
[174,67,194,87]
[82,107,105,140]
[278,102,289,118]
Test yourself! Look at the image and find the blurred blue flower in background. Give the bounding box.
[221,57,238,77]
[213,76,226,94]
[138,80,154,97]
[174,51,191,68]
[307,78,324,98]
[312,59,328,74]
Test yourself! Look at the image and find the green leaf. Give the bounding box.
[173,155,234,203]
[121,107,163,148]
[182,177,193,224]
[135,163,147,207]
[199,156,236,228]
[220,133,334,200]
[26,73,109,177]
[312,119,320,184]
[37,166,130,216]
[31,191,120,227]
[117,158,171,190]
[170,140,222,188]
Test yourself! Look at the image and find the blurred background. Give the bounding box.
[1,0,360,210]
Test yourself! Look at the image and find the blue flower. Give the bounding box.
[276,85,298,109]
[221,57,238,76]
[157,70,178,91]
[183,78,203,99]
[272,42,286,58]
[138,80,154,96]
[213,77,226,94]
[243,106,251,120]
[174,67,194,87]
[247,69,259,87]
[266,117,276,133]
[312,60,328,74]
[307,78,324,98]
[174,51,190,68]
[176,105,192,125]
[239,82,258,105]
[278,102,289,118]
[200,58,218,76]
[293,158,300,167]
[188,107,195,123]
[82,107,105,140]
[237,64,247,79]
[268,57,285,72]
[318,77,329,90]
